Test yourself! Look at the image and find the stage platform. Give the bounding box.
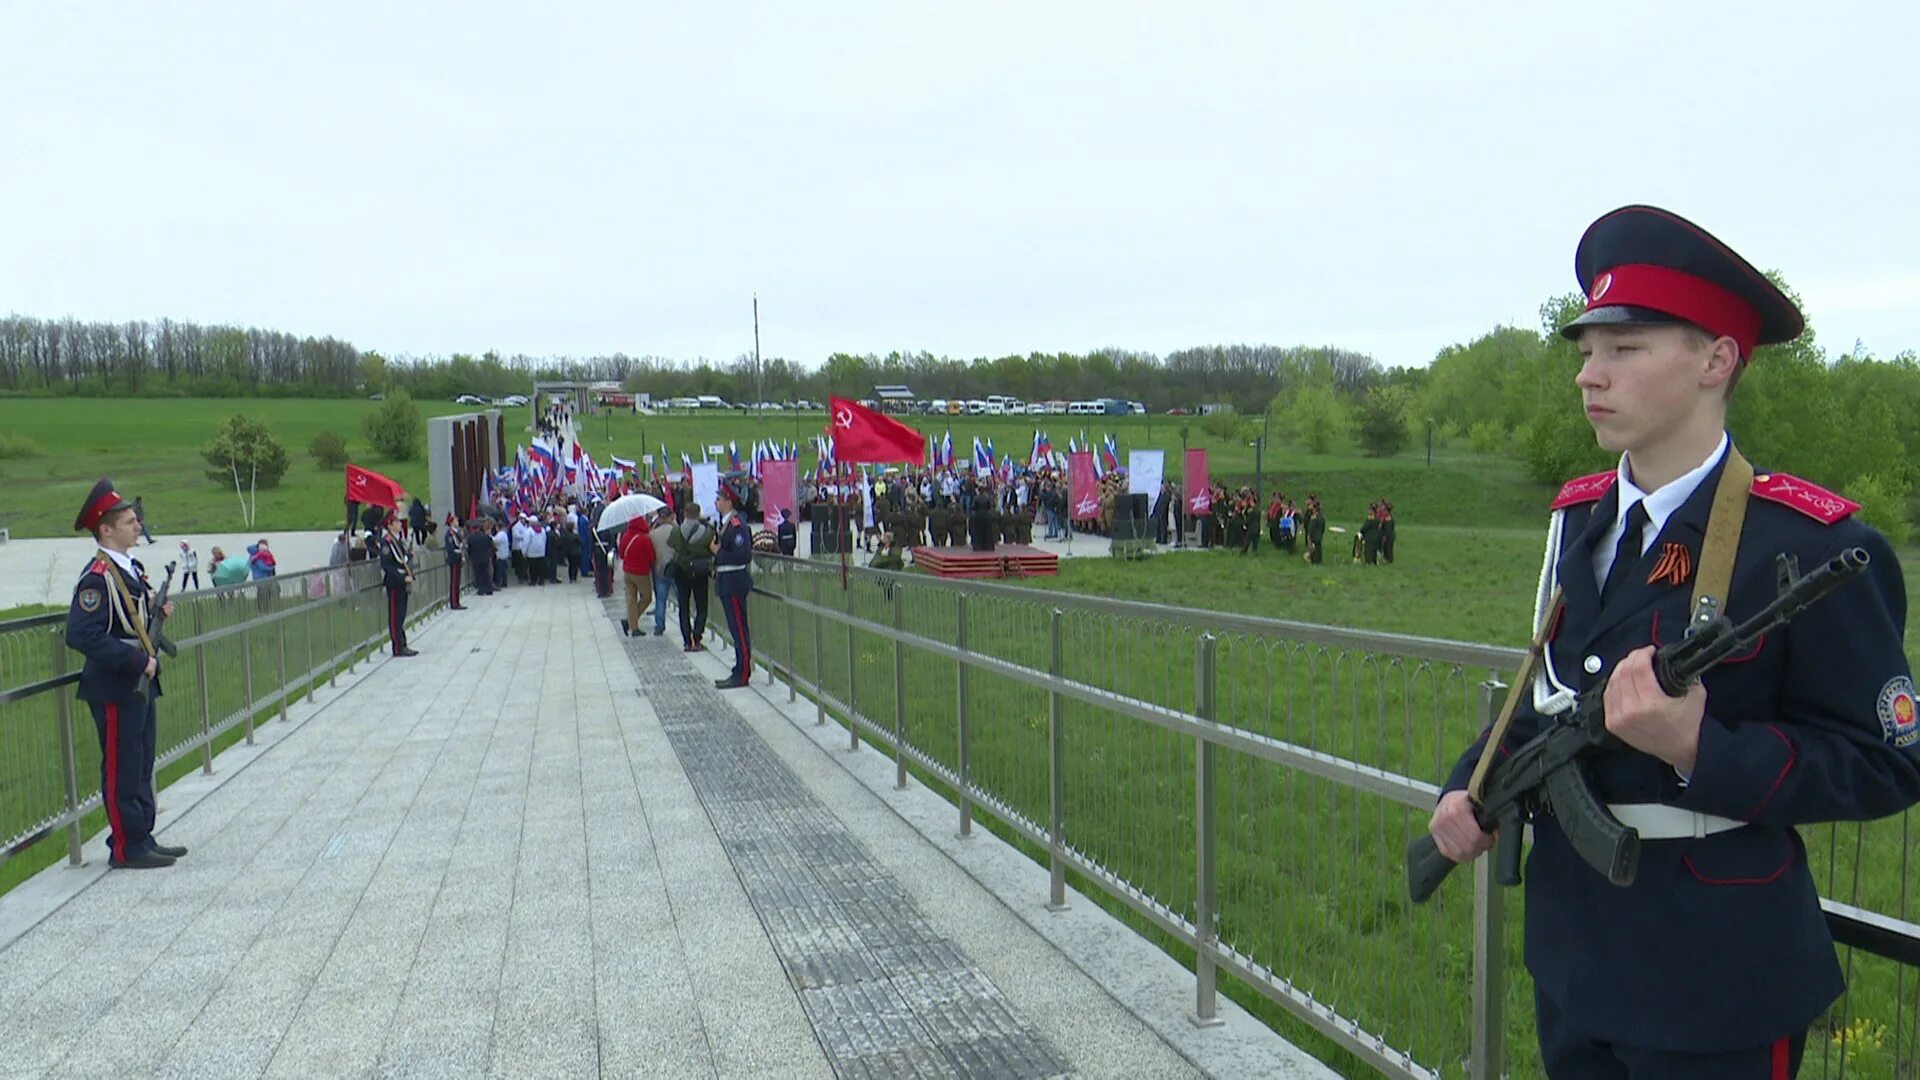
[911,544,1060,579]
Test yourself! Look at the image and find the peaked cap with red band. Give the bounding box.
[1559,205,1804,362]
[74,478,133,532]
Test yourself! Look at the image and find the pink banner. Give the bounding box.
[760,459,797,528]
[1068,451,1099,521]
[1183,449,1212,515]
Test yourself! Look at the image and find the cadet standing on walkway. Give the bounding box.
[1427,205,1920,1078]
[712,483,754,689]
[374,508,418,656]
[65,479,186,869]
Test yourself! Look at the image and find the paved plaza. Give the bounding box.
[0,579,1330,1079]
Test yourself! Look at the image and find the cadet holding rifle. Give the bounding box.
[65,479,187,869]
[1424,207,1920,1077]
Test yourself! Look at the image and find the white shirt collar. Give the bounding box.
[100,547,138,579]
[1614,431,1729,545]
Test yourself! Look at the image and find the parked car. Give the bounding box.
[1165,407,1191,415]
[498,394,529,407]
[454,394,490,406]
[368,392,385,401]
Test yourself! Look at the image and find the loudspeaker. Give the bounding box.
[1112,494,1152,541]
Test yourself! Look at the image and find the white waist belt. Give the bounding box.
[1606,803,1746,840]
[714,564,748,573]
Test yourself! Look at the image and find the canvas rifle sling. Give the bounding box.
[1689,447,1753,633]
[1465,445,1753,804]
[97,548,156,657]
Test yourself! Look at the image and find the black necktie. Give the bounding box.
[1603,500,1649,601]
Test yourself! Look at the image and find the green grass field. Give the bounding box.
[0,397,1552,537]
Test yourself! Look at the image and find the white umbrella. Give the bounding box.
[598,493,667,532]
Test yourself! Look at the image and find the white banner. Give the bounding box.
[1127,450,1163,497]
[691,462,720,519]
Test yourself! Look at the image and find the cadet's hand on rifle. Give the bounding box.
[1428,789,1496,864]
[143,656,158,678]
[1603,645,1704,773]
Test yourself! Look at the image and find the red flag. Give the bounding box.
[827,396,924,464]
[346,464,405,510]
[1068,451,1099,521]
[1183,449,1212,515]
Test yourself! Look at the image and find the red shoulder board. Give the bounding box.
[87,558,109,575]
[1750,472,1858,524]
[1551,471,1617,510]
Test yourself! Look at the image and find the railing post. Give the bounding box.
[241,625,255,746]
[345,580,357,675]
[785,561,797,703]
[812,569,826,727]
[51,634,84,866]
[1191,632,1223,1027]
[955,592,973,839]
[276,614,289,723]
[306,586,318,703]
[1470,677,1509,1080]
[892,583,907,790]
[846,573,859,753]
[1046,607,1067,912]
[195,633,213,776]
[326,590,339,687]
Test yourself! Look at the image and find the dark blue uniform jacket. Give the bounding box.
[714,515,753,597]
[65,555,160,705]
[1443,452,1920,1052]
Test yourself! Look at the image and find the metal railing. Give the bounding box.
[0,557,451,875]
[726,554,1920,1080]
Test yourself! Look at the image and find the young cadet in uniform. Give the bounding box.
[1428,206,1920,1078]
[373,509,419,656]
[711,483,754,689]
[65,479,186,869]
[443,514,467,610]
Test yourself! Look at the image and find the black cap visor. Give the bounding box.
[1559,305,1692,341]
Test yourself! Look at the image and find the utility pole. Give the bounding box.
[1255,406,1272,507]
[753,294,763,413]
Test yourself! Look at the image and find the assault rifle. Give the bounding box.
[130,561,179,707]
[1407,547,1870,903]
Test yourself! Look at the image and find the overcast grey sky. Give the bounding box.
[5,2,1916,371]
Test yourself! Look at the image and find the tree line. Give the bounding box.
[5,291,1915,533]
[0,312,1385,413]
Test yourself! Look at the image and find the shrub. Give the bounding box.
[363,390,424,460]
[0,432,44,459]
[1849,472,1912,544]
[201,414,290,488]
[309,430,351,470]
[1467,420,1507,454]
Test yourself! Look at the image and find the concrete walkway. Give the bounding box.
[0,578,1331,1079]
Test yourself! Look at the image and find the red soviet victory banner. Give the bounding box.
[1183,449,1212,515]
[759,458,797,528]
[828,396,925,464]
[345,463,405,510]
[1068,451,1099,521]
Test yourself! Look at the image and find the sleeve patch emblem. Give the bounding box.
[78,588,102,613]
[1877,675,1918,748]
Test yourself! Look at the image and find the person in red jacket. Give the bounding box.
[617,516,656,638]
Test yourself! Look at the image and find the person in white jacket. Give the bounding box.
[524,519,549,586]
[492,524,510,589]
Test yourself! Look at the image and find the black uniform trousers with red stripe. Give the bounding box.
[716,572,751,682]
[386,583,409,652]
[90,696,158,863]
